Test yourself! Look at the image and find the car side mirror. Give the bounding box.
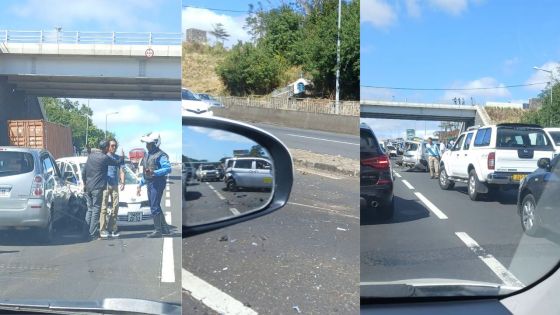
[538,158,551,171]
[182,116,294,237]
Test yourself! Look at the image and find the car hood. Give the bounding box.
[120,184,148,203]
[182,100,210,112]
[360,278,522,298]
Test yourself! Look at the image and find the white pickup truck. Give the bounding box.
[439,123,556,201]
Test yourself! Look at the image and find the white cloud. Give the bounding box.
[187,127,253,144]
[428,0,469,15]
[442,77,511,103]
[405,0,422,18]
[525,61,560,91]
[361,0,398,29]
[182,7,250,47]
[9,0,164,31]
[90,104,162,127]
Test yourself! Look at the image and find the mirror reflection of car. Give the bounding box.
[0,147,75,243]
[197,164,220,182]
[360,123,395,219]
[182,88,213,117]
[224,157,273,192]
[517,156,560,236]
[56,156,153,227]
[183,116,293,236]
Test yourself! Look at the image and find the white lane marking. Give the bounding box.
[401,180,414,190]
[214,190,226,200]
[166,191,170,198]
[287,202,359,220]
[166,185,170,191]
[165,211,172,224]
[284,133,359,146]
[296,168,341,180]
[455,232,525,288]
[182,268,258,315]
[165,199,171,207]
[414,192,448,219]
[161,237,175,283]
[229,207,241,216]
[208,184,215,190]
[394,172,402,178]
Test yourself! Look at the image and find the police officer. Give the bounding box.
[137,132,172,238]
[82,140,124,240]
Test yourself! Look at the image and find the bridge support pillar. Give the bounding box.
[0,79,44,145]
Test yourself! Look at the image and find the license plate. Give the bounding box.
[263,177,273,184]
[127,211,142,222]
[0,188,10,197]
[512,174,527,182]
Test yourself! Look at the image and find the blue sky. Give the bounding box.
[1,0,182,161]
[361,0,560,140]
[182,0,285,47]
[183,126,263,161]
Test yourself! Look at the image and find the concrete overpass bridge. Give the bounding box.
[360,100,491,129]
[0,30,182,144]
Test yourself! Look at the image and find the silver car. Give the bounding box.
[0,147,73,242]
[224,157,273,191]
[197,164,220,182]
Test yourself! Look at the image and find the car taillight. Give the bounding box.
[31,175,43,196]
[362,155,390,170]
[488,152,496,170]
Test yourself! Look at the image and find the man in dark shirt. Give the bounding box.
[82,140,124,240]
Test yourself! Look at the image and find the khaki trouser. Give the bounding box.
[428,156,440,177]
[100,185,119,232]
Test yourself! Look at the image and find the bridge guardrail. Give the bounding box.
[1,30,182,45]
[217,96,359,116]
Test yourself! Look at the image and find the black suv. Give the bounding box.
[360,123,394,218]
[518,155,560,236]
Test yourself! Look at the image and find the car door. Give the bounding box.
[254,159,273,188]
[455,132,474,178]
[537,157,560,229]
[232,159,252,187]
[447,134,466,177]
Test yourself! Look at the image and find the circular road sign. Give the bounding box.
[145,48,154,58]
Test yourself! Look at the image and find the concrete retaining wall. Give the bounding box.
[0,79,44,145]
[214,105,359,135]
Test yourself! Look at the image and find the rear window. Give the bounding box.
[202,165,215,170]
[405,142,418,151]
[360,129,382,159]
[0,152,34,177]
[496,127,553,149]
[548,131,560,146]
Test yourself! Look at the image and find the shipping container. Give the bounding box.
[8,120,74,159]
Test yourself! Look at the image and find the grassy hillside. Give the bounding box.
[485,107,534,124]
[182,42,226,94]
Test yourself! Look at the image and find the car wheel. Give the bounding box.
[439,166,455,190]
[468,169,482,201]
[521,194,541,236]
[227,179,238,192]
[36,207,54,244]
[380,199,394,219]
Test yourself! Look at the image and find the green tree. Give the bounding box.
[522,79,560,127]
[210,23,230,44]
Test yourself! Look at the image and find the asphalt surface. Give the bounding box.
[361,158,560,294]
[183,170,360,314]
[0,166,182,309]
[253,123,359,159]
[184,179,272,227]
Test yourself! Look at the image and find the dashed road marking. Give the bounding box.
[182,268,258,315]
[414,192,448,219]
[229,207,241,216]
[394,172,402,178]
[161,237,175,283]
[455,232,525,288]
[165,199,171,207]
[166,191,170,198]
[401,180,414,190]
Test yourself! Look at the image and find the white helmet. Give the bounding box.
[140,132,161,147]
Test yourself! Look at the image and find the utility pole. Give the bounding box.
[335,0,342,115]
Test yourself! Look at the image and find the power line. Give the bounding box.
[182,5,249,13]
[360,81,550,91]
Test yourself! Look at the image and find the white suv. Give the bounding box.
[439,123,556,201]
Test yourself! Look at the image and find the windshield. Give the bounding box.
[201,165,215,170]
[122,165,139,185]
[181,89,201,101]
[0,152,34,177]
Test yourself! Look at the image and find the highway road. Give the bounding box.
[0,166,183,309]
[182,170,360,314]
[253,123,359,159]
[361,158,560,292]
